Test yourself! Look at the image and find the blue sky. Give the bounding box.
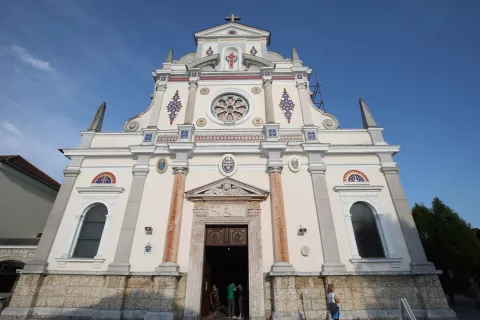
[0,1,478,226]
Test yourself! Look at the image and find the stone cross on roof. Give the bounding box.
[225,14,241,22]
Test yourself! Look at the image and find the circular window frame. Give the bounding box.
[205,89,254,125]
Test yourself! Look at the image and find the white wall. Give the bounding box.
[47,158,134,271]
[0,166,57,239]
[325,154,411,271]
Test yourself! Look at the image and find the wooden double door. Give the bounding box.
[205,226,248,247]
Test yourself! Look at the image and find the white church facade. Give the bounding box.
[2,16,456,320]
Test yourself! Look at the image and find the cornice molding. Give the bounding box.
[187,54,219,69]
[242,53,275,68]
[61,143,400,157]
[76,186,125,194]
[333,185,384,193]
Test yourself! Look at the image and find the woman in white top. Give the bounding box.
[327,283,340,320]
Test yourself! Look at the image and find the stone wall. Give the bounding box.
[264,275,327,319]
[0,248,35,264]
[264,274,456,320]
[327,275,445,312]
[3,273,456,320]
[2,274,188,320]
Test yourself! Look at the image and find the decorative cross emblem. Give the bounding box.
[225,52,238,69]
[225,14,241,22]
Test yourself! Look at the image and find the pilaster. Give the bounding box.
[183,73,199,124]
[156,143,194,274]
[302,143,347,273]
[147,83,167,128]
[261,142,294,273]
[23,158,83,274]
[368,127,388,145]
[107,155,150,274]
[78,131,95,148]
[296,79,314,126]
[378,153,436,273]
[262,73,275,123]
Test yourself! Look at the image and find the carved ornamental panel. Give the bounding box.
[205,227,247,246]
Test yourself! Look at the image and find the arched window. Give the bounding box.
[91,172,116,184]
[73,204,107,258]
[350,202,385,258]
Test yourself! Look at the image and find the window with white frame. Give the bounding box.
[350,202,385,258]
[72,203,107,258]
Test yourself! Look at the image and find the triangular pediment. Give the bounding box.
[185,177,269,201]
[195,22,270,44]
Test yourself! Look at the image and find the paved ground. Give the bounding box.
[450,295,480,320]
[203,305,245,319]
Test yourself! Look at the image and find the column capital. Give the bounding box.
[303,147,328,174]
[155,84,167,92]
[173,166,189,175]
[63,168,81,177]
[267,166,283,174]
[380,166,400,174]
[188,80,198,90]
[262,78,273,87]
[132,167,149,176]
[296,82,308,90]
[308,164,327,174]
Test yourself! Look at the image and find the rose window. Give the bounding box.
[211,94,249,123]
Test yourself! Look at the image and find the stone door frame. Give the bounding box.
[183,213,264,319]
[183,178,268,320]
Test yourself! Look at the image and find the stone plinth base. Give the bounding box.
[0,274,187,320]
[1,273,457,320]
[270,262,295,274]
[264,274,457,320]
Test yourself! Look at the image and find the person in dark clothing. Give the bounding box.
[210,284,219,315]
[236,284,244,318]
[227,281,236,318]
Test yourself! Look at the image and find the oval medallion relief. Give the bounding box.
[156,157,168,174]
[219,154,238,177]
[288,155,300,172]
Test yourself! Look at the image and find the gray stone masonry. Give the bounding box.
[265,274,456,320]
[1,274,187,320]
[0,248,35,264]
[1,274,457,320]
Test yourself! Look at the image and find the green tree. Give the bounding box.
[412,197,480,282]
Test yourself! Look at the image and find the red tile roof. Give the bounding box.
[0,155,60,190]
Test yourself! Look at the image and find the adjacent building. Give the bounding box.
[0,156,59,301]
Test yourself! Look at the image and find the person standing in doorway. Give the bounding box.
[227,281,236,319]
[236,284,243,318]
[327,283,340,320]
[210,284,220,315]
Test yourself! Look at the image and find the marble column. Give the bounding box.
[183,80,198,124]
[147,84,167,128]
[381,164,435,272]
[157,167,188,273]
[296,82,314,126]
[263,79,275,123]
[23,157,83,273]
[303,145,346,273]
[107,156,149,274]
[268,166,294,273]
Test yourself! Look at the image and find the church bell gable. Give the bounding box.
[194,22,271,46]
